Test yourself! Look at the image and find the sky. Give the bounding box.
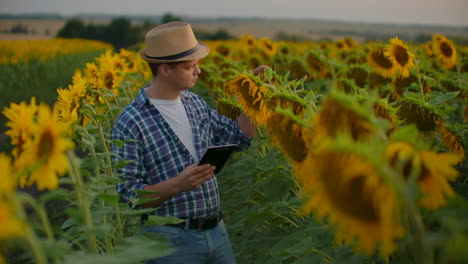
[1,0,467,27]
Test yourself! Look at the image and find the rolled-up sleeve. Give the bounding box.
[208,107,252,151]
[110,116,147,202]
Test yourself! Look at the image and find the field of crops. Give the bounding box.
[0,34,467,264]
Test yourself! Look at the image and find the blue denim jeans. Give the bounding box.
[142,220,236,264]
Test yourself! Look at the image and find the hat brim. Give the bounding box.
[139,41,209,63]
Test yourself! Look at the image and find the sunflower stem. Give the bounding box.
[414,58,425,101]
[11,195,47,264]
[16,192,55,242]
[66,150,98,254]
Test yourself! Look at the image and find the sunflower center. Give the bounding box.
[440,42,453,57]
[37,129,55,158]
[104,72,114,89]
[325,173,379,222]
[393,45,410,67]
[372,49,393,69]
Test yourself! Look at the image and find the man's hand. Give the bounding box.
[173,164,216,192]
[252,65,268,76]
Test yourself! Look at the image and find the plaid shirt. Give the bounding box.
[111,88,252,218]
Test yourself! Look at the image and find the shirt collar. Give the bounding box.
[135,87,190,109]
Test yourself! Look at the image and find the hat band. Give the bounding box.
[145,44,200,61]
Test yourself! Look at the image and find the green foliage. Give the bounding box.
[0,50,105,136]
[57,17,151,50]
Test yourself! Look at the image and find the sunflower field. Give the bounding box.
[0,33,467,264]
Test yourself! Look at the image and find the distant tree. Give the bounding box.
[194,28,236,41]
[56,17,147,50]
[105,17,141,50]
[57,18,85,38]
[161,13,182,24]
[10,24,28,34]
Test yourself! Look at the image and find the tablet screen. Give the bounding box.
[198,144,238,174]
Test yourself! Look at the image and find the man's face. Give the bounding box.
[166,59,201,90]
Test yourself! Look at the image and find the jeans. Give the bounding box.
[142,220,236,264]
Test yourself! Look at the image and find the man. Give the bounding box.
[111,21,262,263]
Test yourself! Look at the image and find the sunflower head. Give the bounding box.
[0,201,25,240]
[396,98,443,132]
[216,97,242,121]
[265,110,308,163]
[216,44,230,57]
[0,153,16,194]
[433,37,457,70]
[2,97,38,159]
[305,51,328,79]
[385,37,415,77]
[316,93,375,141]
[15,104,73,190]
[346,65,369,88]
[384,141,460,210]
[368,46,397,78]
[297,142,404,257]
[226,74,269,125]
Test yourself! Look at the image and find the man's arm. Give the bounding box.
[140,163,215,208]
[237,113,257,138]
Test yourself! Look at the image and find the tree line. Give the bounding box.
[57,13,237,50]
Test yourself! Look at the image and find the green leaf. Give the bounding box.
[113,159,135,168]
[129,197,159,206]
[120,208,157,217]
[39,188,70,203]
[144,215,185,227]
[39,239,72,258]
[97,193,120,204]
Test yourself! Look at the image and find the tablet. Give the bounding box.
[198,144,238,174]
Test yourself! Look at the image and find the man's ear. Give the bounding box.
[159,63,170,76]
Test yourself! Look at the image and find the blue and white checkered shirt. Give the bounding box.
[111,88,252,218]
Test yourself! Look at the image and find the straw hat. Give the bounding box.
[139,21,209,63]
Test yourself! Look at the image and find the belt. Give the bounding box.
[141,212,222,231]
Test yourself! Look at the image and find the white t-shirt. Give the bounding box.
[149,97,198,160]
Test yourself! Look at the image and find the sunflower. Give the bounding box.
[266,92,306,116]
[0,153,16,194]
[396,99,443,132]
[297,149,403,257]
[305,51,328,79]
[316,95,374,141]
[289,58,310,81]
[373,101,398,134]
[384,141,460,210]
[240,34,256,48]
[368,47,397,78]
[385,37,415,78]
[56,71,87,126]
[117,49,138,73]
[216,97,242,121]
[433,36,457,70]
[0,201,24,240]
[336,78,359,94]
[16,104,73,190]
[391,74,418,99]
[226,74,269,125]
[2,98,37,159]
[258,37,277,57]
[265,110,308,163]
[438,124,465,164]
[216,44,230,57]
[420,42,434,57]
[346,65,369,88]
